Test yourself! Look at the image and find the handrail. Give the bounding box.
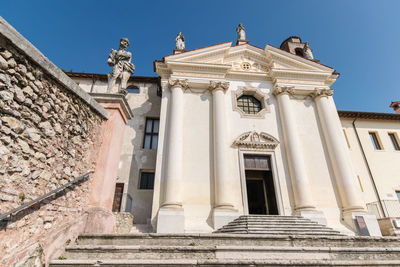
[0,170,93,222]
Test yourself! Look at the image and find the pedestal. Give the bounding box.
[157,207,185,233]
[84,93,133,234]
[343,210,382,237]
[296,209,327,226]
[212,208,239,230]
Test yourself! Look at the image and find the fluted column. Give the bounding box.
[210,81,238,229]
[274,86,316,212]
[157,79,188,233]
[210,81,234,209]
[162,79,188,208]
[312,88,364,212]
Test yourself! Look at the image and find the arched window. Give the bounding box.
[237,95,262,114]
[295,48,304,57]
[126,85,140,94]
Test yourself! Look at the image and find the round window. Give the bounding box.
[241,62,251,71]
[237,95,262,114]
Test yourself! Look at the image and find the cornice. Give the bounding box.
[233,131,279,151]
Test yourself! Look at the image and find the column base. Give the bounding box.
[156,207,185,233]
[83,207,116,234]
[212,207,239,230]
[343,210,382,236]
[295,209,327,226]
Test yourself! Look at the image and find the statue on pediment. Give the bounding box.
[175,32,185,50]
[303,42,314,60]
[236,24,246,41]
[107,37,135,94]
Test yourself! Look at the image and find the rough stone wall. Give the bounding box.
[0,35,104,265]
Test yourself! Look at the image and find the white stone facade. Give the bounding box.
[70,39,400,236]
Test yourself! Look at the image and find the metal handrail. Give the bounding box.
[0,170,93,222]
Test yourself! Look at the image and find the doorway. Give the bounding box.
[244,155,278,215]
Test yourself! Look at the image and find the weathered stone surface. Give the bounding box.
[39,121,55,137]
[0,18,104,267]
[0,54,8,70]
[2,116,25,133]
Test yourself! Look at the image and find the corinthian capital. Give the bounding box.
[168,79,189,90]
[311,88,333,98]
[209,81,230,92]
[273,86,294,97]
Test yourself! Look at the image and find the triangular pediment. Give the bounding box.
[157,42,336,83]
[233,131,279,150]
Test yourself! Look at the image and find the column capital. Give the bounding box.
[273,86,294,97]
[209,81,230,93]
[311,88,333,99]
[168,78,189,91]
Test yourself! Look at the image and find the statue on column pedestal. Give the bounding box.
[107,38,135,94]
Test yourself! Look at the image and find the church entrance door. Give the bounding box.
[244,155,278,215]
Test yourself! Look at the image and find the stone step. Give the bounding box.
[61,245,400,261]
[130,224,153,233]
[216,230,343,236]
[220,224,333,230]
[50,259,400,266]
[75,233,400,248]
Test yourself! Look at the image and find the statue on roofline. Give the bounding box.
[236,23,246,41]
[303,42,314,60]
[107,37,135,94]
[175,32,185,50]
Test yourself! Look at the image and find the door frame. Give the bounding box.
[238,150,284,216]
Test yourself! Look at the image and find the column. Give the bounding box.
[156,79,187,233]
[274,87,325,224]
[210,81,238,230]
[312,88,380,235]
[85,93,133,234]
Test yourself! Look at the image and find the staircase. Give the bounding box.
[49,215,400,266]
[214,215,344,236]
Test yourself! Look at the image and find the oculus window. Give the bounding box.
[237,95,262,115]
[139,172,155,189]
[143,118,159,150]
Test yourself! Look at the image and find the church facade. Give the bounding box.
[71,35,400,236]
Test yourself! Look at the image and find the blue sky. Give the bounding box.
[2,0,399,112]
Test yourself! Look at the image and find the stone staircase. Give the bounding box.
[214,215,344,236]
[50,231,400,265]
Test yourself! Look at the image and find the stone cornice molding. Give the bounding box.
[311,88,334,99]
[168,78,189,91]
[209,81,230,93]
[233,131,279,150]
[273,86,295,97]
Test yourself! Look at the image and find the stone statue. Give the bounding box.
[303,42,314,60]
[236,24,246,41]
[107,38,135,94]
[175,32,185,50]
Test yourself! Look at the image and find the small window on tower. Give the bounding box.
[237,95,262,114]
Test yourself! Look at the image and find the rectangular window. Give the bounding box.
[388,133,400,151]
[397,191,400,203]
[369,132,382,150]
[112,183,124,212]
[139,172,155,189]
[143,118,159,150]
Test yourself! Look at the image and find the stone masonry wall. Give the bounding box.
[0,34,104,265]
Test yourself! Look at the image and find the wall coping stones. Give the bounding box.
[0,16,109,119]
